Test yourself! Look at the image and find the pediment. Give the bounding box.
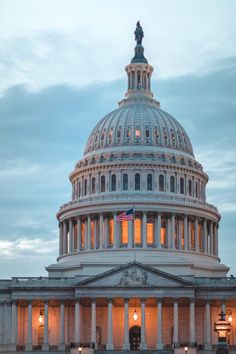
[76,262,196,288]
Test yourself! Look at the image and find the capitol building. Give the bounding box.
[0,23,236,354]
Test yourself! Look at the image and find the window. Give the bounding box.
[92,177,96,194]
[159,174,164,191]
[117,128,122,142]
[81,222,85,250]
[108,128,113,144]
[123,174,128,191]
[195,182,198,198]
[91,221,94,249]
[134,218,141,244]
[101,175,105,192]
[154,129,159,142]
[109,219,114,246]
[145,129,150,138]
[135,173,140,190]
[162,128,168,144]
[161,217,166,246]
[111,174,116,191]
[121,221,128,244]
[126,128,131,139]
[135,128,141,138]
[78,181,81,197]
[189,180,192,196]
[170,176,175,193]
[147,174,152,191]
[180,177,184,194]
[84,179,87,196]
[147,219,154,244]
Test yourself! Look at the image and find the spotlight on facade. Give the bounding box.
[214,311,231,354]
[38,310,44,325]
[184,346,188,354]
[133,310,138,321]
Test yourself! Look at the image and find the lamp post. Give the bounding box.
[184,346,188,354]
[214,311,231,354]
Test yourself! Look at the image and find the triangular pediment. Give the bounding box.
[76,262,196,288]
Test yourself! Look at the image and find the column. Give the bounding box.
[184,215,188,250]
[3,302,8,346]
[63,221,67,254]
[59,301,65,350]
[189,299,195,345]
[156,299,163,349]
[113,213,118,249]
[104,217,108,249]
[94,219,98,250]
[140,298,147,350]
[77,218,81,252]
[128,220,133,248]
[178,218,182,249]
[84,219,88,250]
[106,299,114,350]
[74,299,81,343]
[171,214,176,249]
[203,219,207,253]
[210,221,214,255]
[87,215,91,250]
[205,301,211,350]
[142,213,147,248]
[59,223,63,256]
[123,298,130,349]
[215,224,219,257]
[167,216,172,248]
[42,300,49,351]
[26,301,32,351]
[195,218,199,252]
[156,213,161,249]
[99,214,103,249]
[11,300,17,349]
[69,218,73,253]
[173,300,179,346]
[91,299,96,348]
[188,219,192,250]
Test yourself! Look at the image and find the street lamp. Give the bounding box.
[214,311,231,354]
[78,347,82,354]
[184,346,188,354]
[38,310,44,325]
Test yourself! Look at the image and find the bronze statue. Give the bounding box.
[134,21,144,45]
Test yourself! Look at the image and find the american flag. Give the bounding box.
[117,208,134,222]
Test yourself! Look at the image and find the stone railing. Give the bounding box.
[9,276,75,287]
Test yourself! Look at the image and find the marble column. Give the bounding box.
[59,223,63,256]
[91,299,96,348]
[63,221,67,254]
[142,213,147,248]
[74,299,81,343]
[104,217,108,249]
[178,218,182,249]
[171,214,176,249]
[59,301,65,350]
[195,218,199,252]
[42,300,49,351]
[156,213,161,249]
[184,215,188,250]
[106,299,114,350]
[123,298,130,349]
[189,299,195,345]
[94,219,98,250]
[156,299,163,349]
[140,298,147,350]
[203,219,207,254]
[210,221,214,255]
[99,214,103,249]
[26,301,32,351]
[188,219,192,250]
[69,218,73,253]
[173,300,179,346]
[87,215,91,251]
[215,224,219,257]
[113,213,118,249]
[205,301,211,350]
[128,220,133,248]
[77,218,81,252]
[11,300,17,349]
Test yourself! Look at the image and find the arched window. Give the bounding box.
[134,218,141,244]
[101,175,105,193]
[147,218,154,244]
[170,176,175,193]
[111,174,116,191]
[147,174,152,191]
[189,180,192,196]
[159,174,164,191]
[84,179,87,196]
[123,174,128,191]
[92,177,96,194]
[180,177,184,194]
[135,173,140,190]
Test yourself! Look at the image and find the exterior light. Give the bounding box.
[214,310,231,352]
[78,347,82,354]
[228,313,233,323]
[38,310,44,325]
[184,346,188,354]
[133,310,138,321]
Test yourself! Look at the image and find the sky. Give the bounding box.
[0,0,236,278]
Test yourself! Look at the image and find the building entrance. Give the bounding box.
[129,325,141,350]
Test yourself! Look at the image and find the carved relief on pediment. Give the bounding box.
[119,267,148,286]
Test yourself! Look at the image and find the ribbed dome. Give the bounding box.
[84,99,194,157]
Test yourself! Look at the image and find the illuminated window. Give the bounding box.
[191,222,195,250]
[123,174,128,191]
[84,179,87,196]
[180,177,184,194]
[135,128,141,138]
[109,219,114,246]
[159,174,164,191]
[189,180,192,196]
[135,173,140,190]
[161,217,166,246]
[147,174,152,191]
[108,128,113,144]
[81,222,85,250]
[101,175,105,192]
[91,221,94,249]
[92,177,96,194]
[134,218,141,244]
[121,221,128,244]
[147,219,154,244]
[181,221,184,249]
[111,174,116,191]
[170,176,175,193]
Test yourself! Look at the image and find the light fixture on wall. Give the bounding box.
[228,311,233,323]
[38,309,44,325]
[133,298,138,321]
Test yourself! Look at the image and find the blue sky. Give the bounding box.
[0,0,236,278]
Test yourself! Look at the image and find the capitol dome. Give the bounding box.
[47,22,228,279]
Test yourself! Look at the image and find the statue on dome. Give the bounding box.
[134,21,144,45]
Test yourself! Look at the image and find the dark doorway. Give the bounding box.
[129,325,141,350]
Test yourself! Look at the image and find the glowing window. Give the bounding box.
[161,217,166,246]
[109,219,114,246]
[170,176,175,193]
[180,177,184,194]
[126,128,131,138]
[91,221,94,249]
[121,221,128,244]
[191,222,195,250]
[135,173,140,190]
[81,222,85,250]
[135,129,141,138]
[147,219,154,244]
[108,128,113,144]
[111,174,116,191]
[101,176,105,192]
[147,174,152,191]
[123,174,128,191]
[134,218,141,244]
[159,174,164,191]
[92,177,96,194]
